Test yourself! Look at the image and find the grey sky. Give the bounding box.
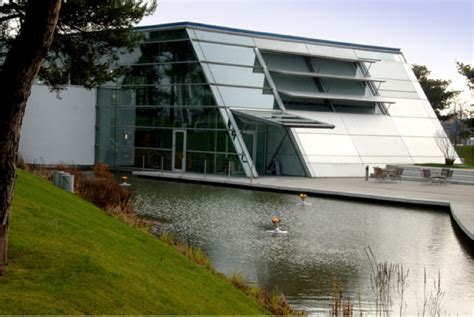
[139,0,473,98]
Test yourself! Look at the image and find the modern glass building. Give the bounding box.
[70,22,457,177]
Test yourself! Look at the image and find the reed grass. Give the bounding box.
[229,272,305,316]
[329,247,445,317]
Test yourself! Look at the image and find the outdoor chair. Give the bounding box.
[436,168,453,184]
[373,167,385,182]
[421,169,433,183]
[389,167,403,182]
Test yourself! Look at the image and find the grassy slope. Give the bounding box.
[0,170,268,315]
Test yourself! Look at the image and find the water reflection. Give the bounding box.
[132,176,474,316]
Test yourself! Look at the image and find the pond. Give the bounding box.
[131,176,474,316]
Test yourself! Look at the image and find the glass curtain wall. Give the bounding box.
[96,28,243,175]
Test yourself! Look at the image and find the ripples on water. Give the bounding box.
[132,176,474,316]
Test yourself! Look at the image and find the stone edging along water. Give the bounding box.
[133,171,474,244]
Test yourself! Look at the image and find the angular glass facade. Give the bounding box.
[96,22,445,178]
[96,26,323,177]
[96,30,246,175]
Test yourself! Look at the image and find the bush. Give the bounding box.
[55,164,153,228]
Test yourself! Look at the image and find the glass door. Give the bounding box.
[242,130,257,166]
[172,129,186,172]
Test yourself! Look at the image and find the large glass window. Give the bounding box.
[320,78,366,95]
[96,106,114,126]
[144,29,188,42]
[96,31,251,175]
[282,96,332,112]
[199,42,258,66]
[217,86,276,109]
[134,148,172,170]
[310,57,357,77]
[272,73,319,93]
[120,63,206,86]
[132,107,223,129]
[207,64,265,87]
[186,130,216,152]
[135,128,172,149]
[139,85,215,106]
[262,52,309,72]
[334,102,383,114]
[138,41,196,63]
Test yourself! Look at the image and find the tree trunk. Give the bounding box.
[0,0,61,276]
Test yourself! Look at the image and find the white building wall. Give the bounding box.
[287,57,457,177]
[19,85,96,165]
[188,26,460,177]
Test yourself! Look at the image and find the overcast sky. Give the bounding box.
[139,0,473,100]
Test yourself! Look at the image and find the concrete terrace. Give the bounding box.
[133,171,474,243]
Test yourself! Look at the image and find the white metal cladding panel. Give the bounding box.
[288,111,348,134]
[19,85,96,165]
[412,80,429,99]
[304,155,362,164]
[411,156,446,164]
[378,90,420,99]
[401,137,445,157]
[190,39,205,61]
[391,117,440,137]
[306,43,357,59]
[354,49,400,62]
[351,135,410,156]
[209,85,225,106]
[193,29,255,46]
[402,63,419,82]
[310,163,365,177]
[387,98,429,118]
[341,114,400,136]
[361,156,414,164]
[254,38,309,54]
[297,134,359,156]
[368,61,411,80]
[379,79,417,92]
[420,100,438,119]
[428,118,446,134]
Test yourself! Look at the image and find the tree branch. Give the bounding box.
[0,13,23,23]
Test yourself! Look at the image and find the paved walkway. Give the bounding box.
[133,171,474,242]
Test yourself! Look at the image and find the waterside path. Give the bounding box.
[133,171,474,243]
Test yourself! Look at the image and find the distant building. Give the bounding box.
[19,22,459,177]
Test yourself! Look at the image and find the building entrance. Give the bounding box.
[172,129,187,172]
[242,130,257,166]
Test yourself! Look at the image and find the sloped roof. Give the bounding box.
[135,21,401,53]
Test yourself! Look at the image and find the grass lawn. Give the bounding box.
[456,145,474,167]
[0,169,269,315]
[416,145,474,169]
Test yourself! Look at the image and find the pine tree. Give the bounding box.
[0,0,156,276]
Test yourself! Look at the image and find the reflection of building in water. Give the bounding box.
[20,22,459,177]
